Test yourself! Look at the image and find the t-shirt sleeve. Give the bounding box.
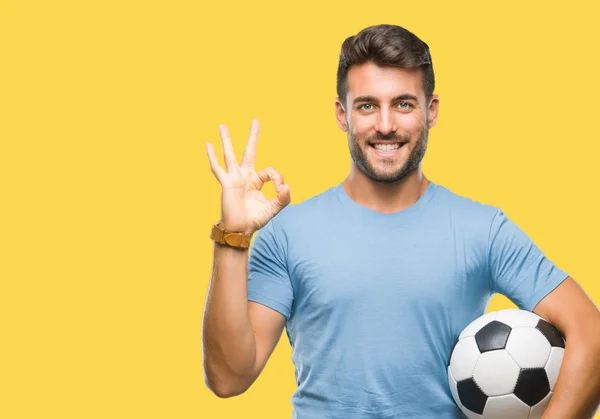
[487,209,569,311]
[247,218,294,320]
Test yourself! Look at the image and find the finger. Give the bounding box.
[271,184,291,211]
[219,124,238,171]
[241,119,259,169]
[206,142,227,182]
[256,166,284,192]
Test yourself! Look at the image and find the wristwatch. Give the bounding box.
[210,222,252,249]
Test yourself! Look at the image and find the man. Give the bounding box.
[202,24,600,418]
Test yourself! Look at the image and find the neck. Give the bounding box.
[342,165,430,214]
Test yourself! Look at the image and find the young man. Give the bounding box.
[203,24,600,418]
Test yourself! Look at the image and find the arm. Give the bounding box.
[202,120,292,398]
[533,277,600,419]
[202,242,286,398]
[486,210,600,416]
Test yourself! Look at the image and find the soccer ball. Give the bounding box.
[448,309,565,419]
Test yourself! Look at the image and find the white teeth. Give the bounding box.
[373,143,401,151]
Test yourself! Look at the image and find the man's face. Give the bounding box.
[335,62,439,183]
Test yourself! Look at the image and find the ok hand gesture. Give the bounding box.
[206,119,291,234]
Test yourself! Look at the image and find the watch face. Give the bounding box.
[224,234,236,246]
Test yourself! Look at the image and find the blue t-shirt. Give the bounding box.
[247,180,569,418]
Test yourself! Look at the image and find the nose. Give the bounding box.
[375,106,397,135]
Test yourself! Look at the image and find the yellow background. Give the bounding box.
[1,1,599,418]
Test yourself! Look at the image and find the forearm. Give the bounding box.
[542,335,600,419]
[202,243,257,397]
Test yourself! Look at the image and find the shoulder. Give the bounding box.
[269,185,339,229]
[432,182,502,232]
[255,185,340,247]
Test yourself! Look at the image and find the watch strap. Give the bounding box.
[210,223,252,249]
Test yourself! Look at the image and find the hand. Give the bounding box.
[206,119,291,234]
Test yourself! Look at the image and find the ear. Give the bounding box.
[427,94,440,129]
[334,98,348,132]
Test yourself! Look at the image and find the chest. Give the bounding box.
[287,221,489,319]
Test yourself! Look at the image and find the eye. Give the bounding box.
[396,102,413,109]
[359,104,374,111]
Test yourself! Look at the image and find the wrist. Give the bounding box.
[211,221,253,249]
[217,220,255,235]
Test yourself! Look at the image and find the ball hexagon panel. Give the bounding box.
[494,309,541,328]
[450,336,481,381]
[529,392,552,419]
[536,319,565,348]
[474,320,512,353]
[544,347,564,391]
[482,393,531,419]
[505,328,552,368]
[459,312,497,340]
[473,350,520,396]
[513,368,550,406]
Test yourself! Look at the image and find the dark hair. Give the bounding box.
[336,24,435,107]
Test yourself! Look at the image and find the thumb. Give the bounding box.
[271,184,291,212]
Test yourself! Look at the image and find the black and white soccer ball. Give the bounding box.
[448,309,565,419]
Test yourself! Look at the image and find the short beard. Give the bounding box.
[348,121,429,184]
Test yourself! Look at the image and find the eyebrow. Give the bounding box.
[352,94,419,105]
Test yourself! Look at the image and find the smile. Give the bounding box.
[369,142,406,156]
[372,143,402,151]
